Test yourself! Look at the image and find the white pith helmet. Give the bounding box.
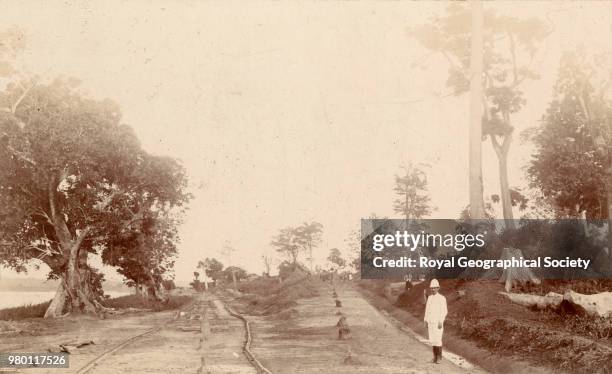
[430,279,440,288]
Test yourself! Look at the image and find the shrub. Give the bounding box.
[162,279,176,291]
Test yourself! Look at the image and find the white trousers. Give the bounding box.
[428,323,444,346]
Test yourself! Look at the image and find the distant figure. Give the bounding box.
[424,279,447,364]
[336,316,350,339]
[404,274,412,290]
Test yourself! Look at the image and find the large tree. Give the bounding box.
[270,227,301,264]
[469,0,485,219]
[412,3,549,227]
[294,221,323,273]
[261,252,274,276]
[0,79,189,317]
[528,51,611,238]
[198,257,224,283]
[393,164,433,221]
[344,228,361,273]
[221,266,247,284]
[103,154,189,300]
[327,248,346,270]
[221,242,238,289]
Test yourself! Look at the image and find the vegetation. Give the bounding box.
[270,222,323,267]
[237,269,319,316]
[161,279,176,291]
[197,257,224,283]
[102,294,191,312]
[412,3,549,225]
[393,164,434,220]
[327,248,346,271]
[294,222,324,272]
[1,4,611,371]
[527,50,611,224]
[0,293,192,321]
[221,266,247,283]
[0,80,191,317]
[261,252,274,276]
[0,301,51,321]
[190,271,205,292]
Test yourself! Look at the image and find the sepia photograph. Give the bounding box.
[0,1,611,373]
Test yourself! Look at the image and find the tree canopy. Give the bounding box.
[528,51,611,220]
[198,257,224,281]
[393,164,434,220]
[412,3,549,225]
[294,221,323,271]
[270,227,301,264]
[327,248,346,270]
[0,79,190,316]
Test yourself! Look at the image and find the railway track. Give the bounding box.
[221,299,273,374]
[73,294,270,374]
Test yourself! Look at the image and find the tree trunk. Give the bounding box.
[144,274,166,301]
[607,164,612,259]
[309,243,313,274]
[44,241,101,318]
[231,270,238,290]
[44,282,68,318]
[44,267,100,318]
[469,0,485,219]
[497,149,516,229]
[405,185,410,222]
[44,178,100,317]
[491,132,515,229]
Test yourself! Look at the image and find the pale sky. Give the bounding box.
[0,1,610,284]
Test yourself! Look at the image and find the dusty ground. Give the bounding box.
[0,294,255,374]
[1,310,172,374]
[8,279,581,374]
[228,282,484,374]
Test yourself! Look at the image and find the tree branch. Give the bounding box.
[95,190,120,211]
[5,144,36,165]
[48,178,58,221]
[490,135,503,158]
[10,82,35,116]
[73,227,92,255]
[34,209,54,226]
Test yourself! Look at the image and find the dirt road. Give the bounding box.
[235,283,485,374]
[0,294,256,374]
[2,285,484,374]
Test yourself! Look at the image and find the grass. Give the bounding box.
[236,272,320,316]
[0,301,51,321]
[102,294,192,311]
[0,294,193,321]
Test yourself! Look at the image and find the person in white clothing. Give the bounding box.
[424,278,447,364]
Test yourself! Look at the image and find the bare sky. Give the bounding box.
[0,1,610,284]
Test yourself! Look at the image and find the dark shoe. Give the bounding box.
[434,346,441,363]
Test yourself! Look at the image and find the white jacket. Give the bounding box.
[424,293,447,324]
